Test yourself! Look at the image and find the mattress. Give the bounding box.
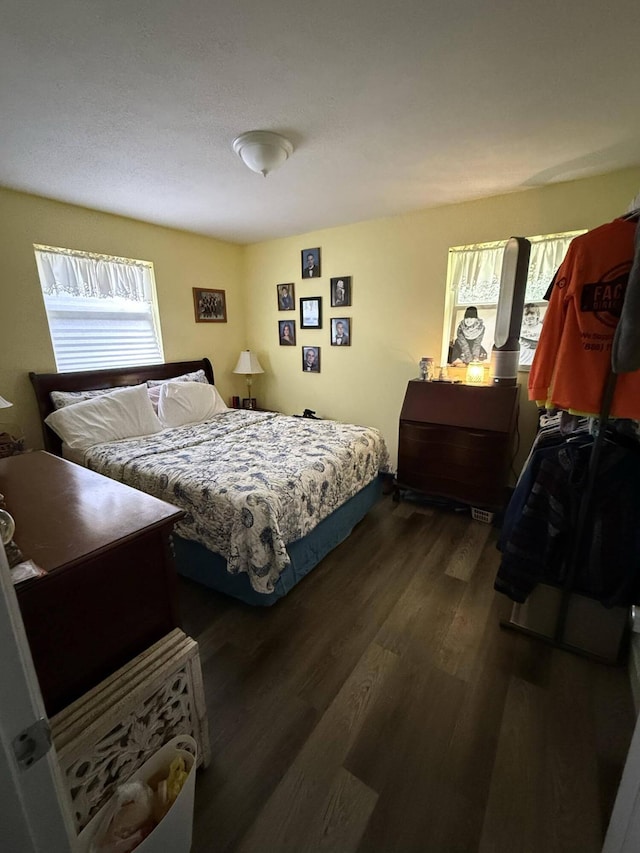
[83,410,389,594]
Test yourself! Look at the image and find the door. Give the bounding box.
[0,540,75,852]
[603,709,640,853]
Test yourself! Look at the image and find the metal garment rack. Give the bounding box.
[500,373,626,664]
[501,213,640,664]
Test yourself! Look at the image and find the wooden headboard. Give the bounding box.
[29,357,215,456]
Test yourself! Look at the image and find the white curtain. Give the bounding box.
[34,247,164,372]
[525,233,577,301]
[449,232,582,306]
[36,249,152,302]
[449,241,505,305]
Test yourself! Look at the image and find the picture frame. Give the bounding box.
[331,317,351,346]
[518,302,548,370]
[277,282,295,311]
[330,276,351,307]
[301,247,321,279]
[242,397,257,410]
[278,319,296,346]
[300,296,322,329]
[302,346,321,373]
[193,287,227,323]
[448,305,495,366]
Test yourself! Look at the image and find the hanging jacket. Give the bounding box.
[495,440,640,607]
[612,221,640,373]
[529,218,640,418]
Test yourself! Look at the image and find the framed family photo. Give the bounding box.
[330,276,351,307]
[302,346,321,373]
[193,287,227,322]
[300,296,322,329]
[331,317,351,346]
[518,302,548,369]
[278,319,296,345]
[301,247,321,279]
[277,282,295,311]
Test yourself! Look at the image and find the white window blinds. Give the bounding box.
[34,246,164,372]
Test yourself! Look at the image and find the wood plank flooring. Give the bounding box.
[178,495,636,853]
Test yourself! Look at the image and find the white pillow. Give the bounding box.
[45,384,163,450]
[50,386,134,410]
[147,384,162,414]
[147,369,208,388]
[157,381,228,428]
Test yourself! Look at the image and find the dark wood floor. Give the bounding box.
[178,495,635,853]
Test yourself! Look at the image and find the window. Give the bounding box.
[34,245,164,372]
[443,231,585,370]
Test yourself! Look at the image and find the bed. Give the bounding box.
[30,358,389,605]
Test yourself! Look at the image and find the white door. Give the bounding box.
[0,541,76,852]
[603,709,640,853]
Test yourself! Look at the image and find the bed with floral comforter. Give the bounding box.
[84,409,389,597]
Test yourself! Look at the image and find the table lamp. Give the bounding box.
[233,351,264,409]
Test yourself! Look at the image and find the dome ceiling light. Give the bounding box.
[232,130,294,177]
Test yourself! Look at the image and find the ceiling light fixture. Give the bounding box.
[232,131,293,178]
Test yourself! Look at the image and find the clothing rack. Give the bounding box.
[550,370,618,648]
[500,213,640,664]
[499,379,625,664]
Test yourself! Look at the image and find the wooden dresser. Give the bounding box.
[0,451,185,715]
[397,381,519,509]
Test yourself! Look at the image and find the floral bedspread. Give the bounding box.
[84,410,389,593]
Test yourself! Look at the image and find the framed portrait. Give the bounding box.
[278,319,296,346]
[277,282,295,311]
[193,287,227,323]
[330,276,351,307]
[302,346,321,373]
[518,302,548,370]
[331,317,351,346]
[242,397,257,410]
[301,247,321,279]
[448,305,496,366]
[300,296,322,329]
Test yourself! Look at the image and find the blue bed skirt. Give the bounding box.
[173,475,383,606]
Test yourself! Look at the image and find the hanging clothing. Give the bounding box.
[529,218,640,418]
[612,221,640,373]
[495,437,640,607]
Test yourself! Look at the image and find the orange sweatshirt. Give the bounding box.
[528,218,640,418]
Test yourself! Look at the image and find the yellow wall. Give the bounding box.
[0,187,245,450]
[3,167,640,463]
[244,166,640,469]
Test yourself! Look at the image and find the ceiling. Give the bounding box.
[2,0,640,244]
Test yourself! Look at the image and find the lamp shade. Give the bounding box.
[232,131,293,177]
[0,395,13,409]
[233,351,264,375]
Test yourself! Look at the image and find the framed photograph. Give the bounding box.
[277,282,295,311]
[301,247,321,279]
[242,397,257,410]
[330,276,351,307]
[193,287,227,323]
[518,302,548,370]
[331,317,351,346]
[448,305,496,366]
[302,346,321,373]
[300,296,322,329]
[278,319,296,346]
